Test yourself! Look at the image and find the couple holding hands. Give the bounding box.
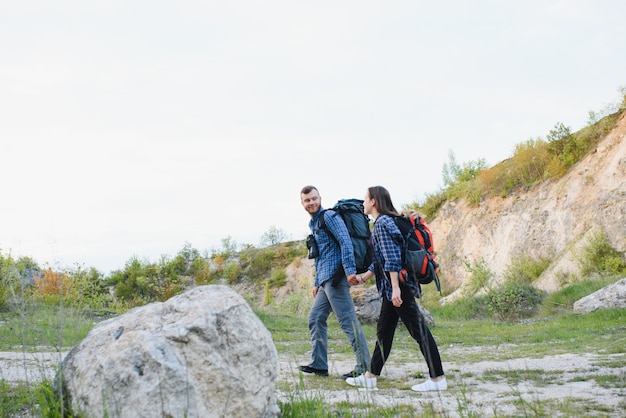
[298,185,446,392]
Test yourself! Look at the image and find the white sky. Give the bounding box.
[1,1,625,274]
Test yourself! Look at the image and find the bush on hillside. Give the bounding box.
[107,244,210,305]
[577,229,626,276]
[411,106,624,218]
[503,254,552,285]
[481,138,550,197]
[403,189,446,222]
[462,258,494,297]
[0,253,40,311]
[486,282,545,322]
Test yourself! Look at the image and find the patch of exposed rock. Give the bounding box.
[573,277,626,313]
[432,111,626,301]
[352,285,435,327]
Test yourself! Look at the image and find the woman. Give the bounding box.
[346,186,446,391]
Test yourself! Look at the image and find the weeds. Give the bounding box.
[577,228,626,276]
[462,258,493,297]
[455,382,482,418]
[503,254,551,285]
[485,282,544,322]
[540,277,617,315]
[413,104,625,218]
[1,200,624,417]
[2,293,625,416]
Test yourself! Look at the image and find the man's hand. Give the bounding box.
[347,274,360,286]
[312,286,319,298]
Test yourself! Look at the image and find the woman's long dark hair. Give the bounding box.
[368,186,401,217]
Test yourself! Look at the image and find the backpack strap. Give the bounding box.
[318,209,339,242]
[317,209,346,285]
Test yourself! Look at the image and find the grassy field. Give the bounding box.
[263,306,625,417]
[0,282,625,417]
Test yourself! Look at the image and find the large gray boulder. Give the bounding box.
[573,277,626,313]
[57,285,279,418]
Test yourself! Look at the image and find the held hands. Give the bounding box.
[348,273,369,286]
[347,274,360,286]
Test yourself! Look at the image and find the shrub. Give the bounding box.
[223,261,242,284]
[31,266,112,308]
[437,151,490,206]
[511,139,549,185]
[433,294,491,320]
[190,257,212,285]
[269,269,287,288]
[410,108,623,212]
[503,254,552,285]
[0,253,40,311]
[65,266,110,308]
[463,259,494,296]
[486,282,544,322]
[260,226,288,247]
[292,256,303,268]
[245,247,275,281]
[33,268,71,303]
[217,236,239,259]
[272,290,310,316]
[263,280,273,305]
[0,264,14,311]
[577,229,626,276]
[480,159,516,197]
[411,189,447,221]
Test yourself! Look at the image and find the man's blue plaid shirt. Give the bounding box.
[309,208,356,287]
[369,214,418,301]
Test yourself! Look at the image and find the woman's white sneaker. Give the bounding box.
[411,377,447,392]
[345,374,377,389]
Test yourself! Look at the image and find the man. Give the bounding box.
[299,185,370,378]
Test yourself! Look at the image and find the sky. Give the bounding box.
[1,1,625,274]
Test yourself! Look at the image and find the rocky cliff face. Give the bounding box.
[431,111,626,301]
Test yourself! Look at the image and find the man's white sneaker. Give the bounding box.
[345,374,377,389]
[411,377,447,392]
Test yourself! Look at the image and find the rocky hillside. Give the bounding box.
[431,110,626,301]
[276,111,625,305]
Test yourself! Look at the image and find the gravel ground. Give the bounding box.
[2,350,624,417]
[276,351,626,417]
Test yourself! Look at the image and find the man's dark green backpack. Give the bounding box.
[319,199,373,276]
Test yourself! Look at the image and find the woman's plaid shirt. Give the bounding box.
[370,214,418,301]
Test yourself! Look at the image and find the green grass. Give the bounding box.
[540,277,618,314]
[279,393,426,418]
[1,283,625,416]
[0,304,99,351]
[480,368,561,386]
[263,304,625,417]
[407,308,624,362]
[0,380,33,417]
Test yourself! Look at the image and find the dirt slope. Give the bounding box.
[430,111,626,300]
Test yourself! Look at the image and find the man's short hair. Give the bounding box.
[300,185,318,195]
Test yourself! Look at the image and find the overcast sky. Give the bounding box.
[1,1,625,274]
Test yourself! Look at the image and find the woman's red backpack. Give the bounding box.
[392,214,441,297]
